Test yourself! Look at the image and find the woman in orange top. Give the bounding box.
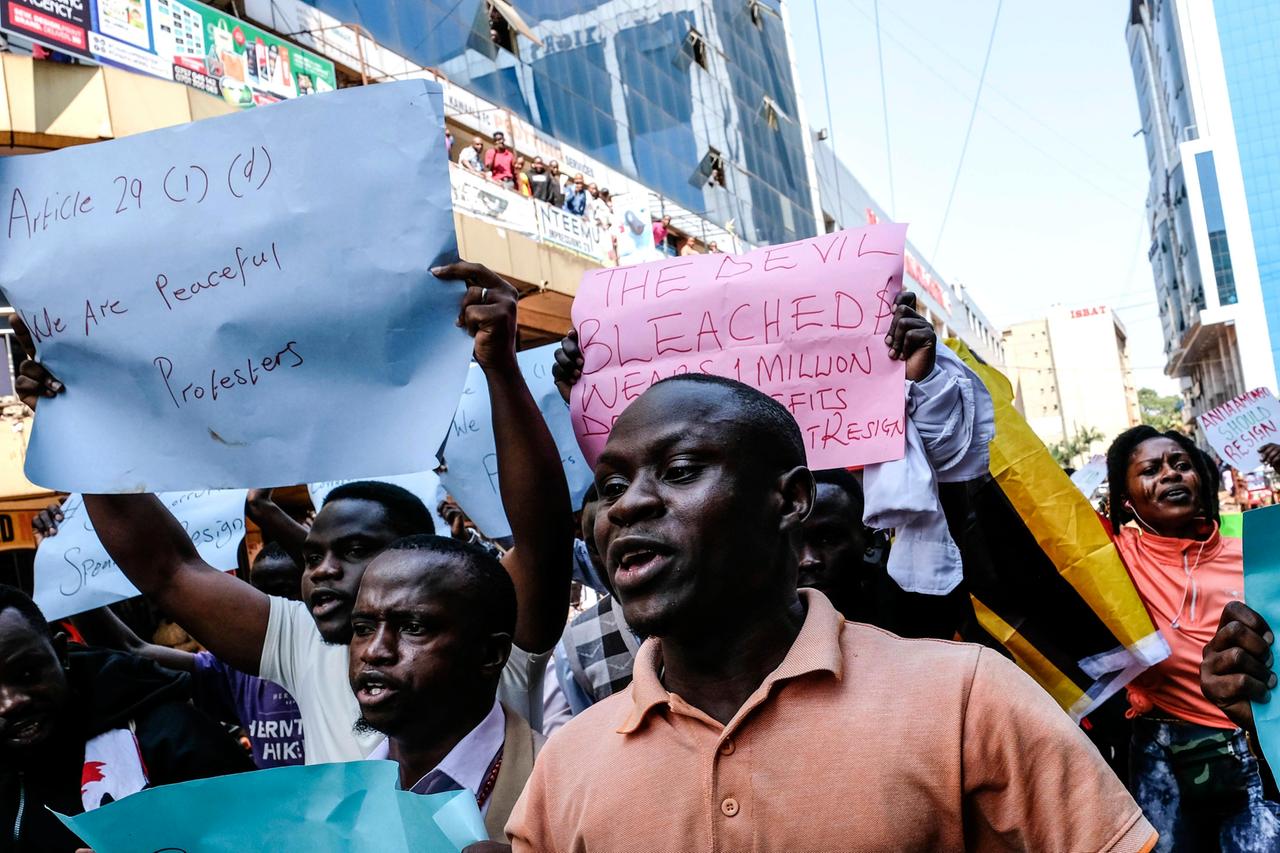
[1105,425,1280,850]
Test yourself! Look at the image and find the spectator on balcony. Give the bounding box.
[549,160,568,194]
[484,131,516,190]
[563,175,589,217]
[708,241,721,253]
[514,156,532,197]
[679,235,699,257]
[652,214,671,248]
[529,158,563,207]
[590,188,613,231]
[459,137,485,173]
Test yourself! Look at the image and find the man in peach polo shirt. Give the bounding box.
[486,374,1157,853]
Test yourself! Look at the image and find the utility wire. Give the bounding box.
[933,0,1003,264]
[813,0,845,227]
[873,0,896,219]
[863,0,1137,186]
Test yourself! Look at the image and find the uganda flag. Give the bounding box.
[946,340,1169,721]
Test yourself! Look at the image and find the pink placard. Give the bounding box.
[570,224,909,469]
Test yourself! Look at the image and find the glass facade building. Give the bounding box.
[1193,150,1237,306]
[1213,1,1280,380]
[297,0,815,247]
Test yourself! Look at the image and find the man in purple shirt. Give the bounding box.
[193,648,304,767]
[56,532,308,769]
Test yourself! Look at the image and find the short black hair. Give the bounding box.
[383,534,516,638]
[323,481,435,537]
[650,373,806,470]
[0,584,50,636]
[253,541,295,568]
[813,468,864,513]
[1106,425,1219,528]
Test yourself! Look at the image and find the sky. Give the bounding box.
[787,0,1177,394]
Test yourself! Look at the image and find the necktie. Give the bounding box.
[411,770,464,796]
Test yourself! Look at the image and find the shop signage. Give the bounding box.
[1,0,336,109]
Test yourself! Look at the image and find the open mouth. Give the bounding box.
[2,714,50,746]
[309,589,347,618]
[611,538,674,591]
[354,672,400,706]
[1160,486,1192,503]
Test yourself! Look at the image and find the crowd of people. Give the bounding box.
[453,131,728,260]
[3,255,1280,851]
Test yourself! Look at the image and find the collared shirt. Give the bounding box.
[259,597,546,763]
[1114,524,1243,728]
[507,590,1157,852]
[370,699,505,816]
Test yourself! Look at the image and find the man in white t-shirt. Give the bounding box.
[20,262,574,764]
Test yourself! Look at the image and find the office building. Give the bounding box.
[1126,0,1279,436]
[1003,305,1140,458]
[266,0,816,249]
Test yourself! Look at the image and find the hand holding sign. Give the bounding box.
[568,225,909,469]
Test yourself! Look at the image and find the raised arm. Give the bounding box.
[13,315,269,673]
[82,493,269,674]
[245,488,307,566]
[72,606,196,673]
[433,262,573,652]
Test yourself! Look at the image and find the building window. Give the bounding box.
[681,28,709,71]
[1193,150,1237,306]
[760,95,786,130]
[487,1,517,55]
[748,0,773,29]
[691,147,726,188]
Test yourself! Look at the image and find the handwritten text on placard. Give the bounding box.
[569,225,908,469]
[442,345,594,539]
[34,490,248,620]
[1198,387,1280,471]
[0,80,473,493]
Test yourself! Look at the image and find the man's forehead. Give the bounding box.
[810,483,860,519]
[0,608,48,653]
[614,383,740,439]
[357,554,465,606]
[309,499,396,539]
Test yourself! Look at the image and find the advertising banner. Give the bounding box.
[534,200,605,262]
[449,163,537,236]
[1,0,336,109]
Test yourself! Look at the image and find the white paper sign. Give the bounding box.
[440,345,594,539]
[34,490,248,620]
[1198,387,1280,471]
[2,81,473,493]
[1070,455,1107,498]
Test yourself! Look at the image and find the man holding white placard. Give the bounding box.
[13,262,574,764]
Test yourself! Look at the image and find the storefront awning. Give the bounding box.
[0,54,234,151]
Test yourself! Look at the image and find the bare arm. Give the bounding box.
[82,494,270,675]
[245,488,307,566]
[72,606,196,673]
[12,313,272,676]
[434,262,573,653]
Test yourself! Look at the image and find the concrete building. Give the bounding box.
[1126,0,1279,438]
[1003,305,1140,460]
